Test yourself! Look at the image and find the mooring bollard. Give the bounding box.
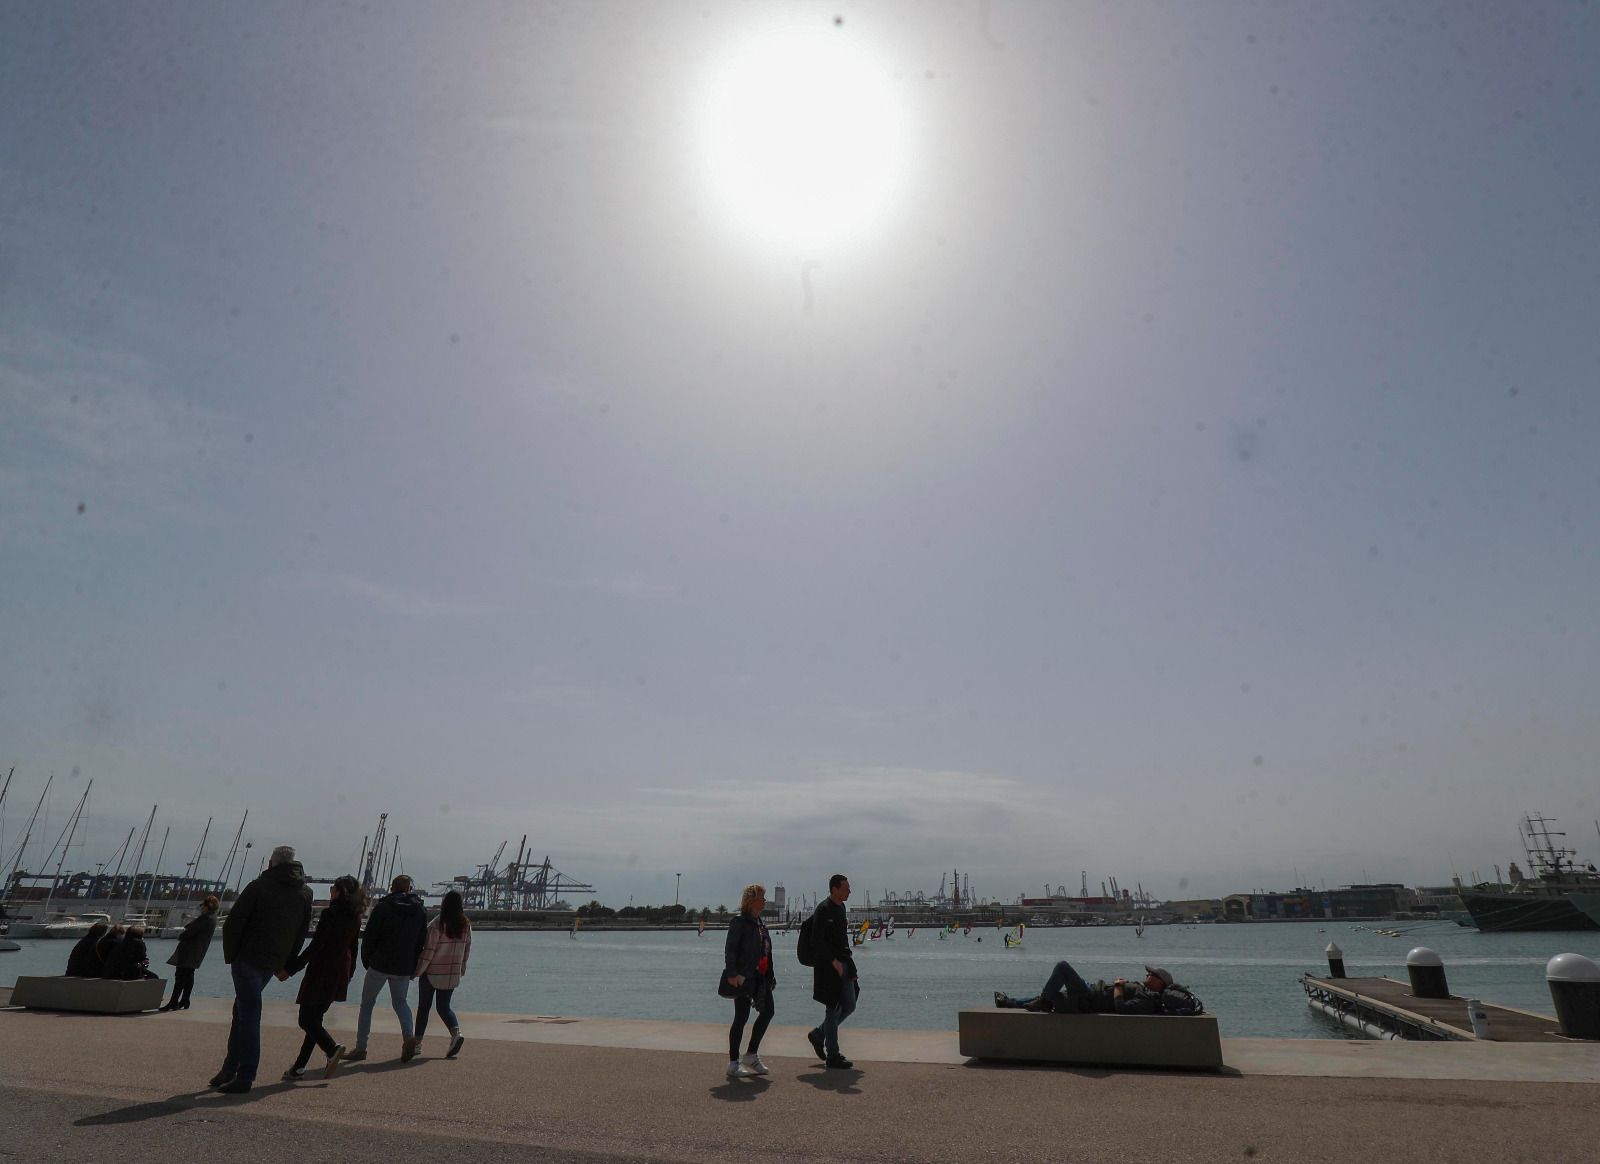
[1466,998,1492,1039]
[1406,947,1450,999]
[1546,953,1600,1040]
[1326,942,1346,979]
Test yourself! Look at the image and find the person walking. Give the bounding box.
[161,895,219,1011]
[279,875,364,1080]
[209,845,313,1094]
[721,882,776,1079]
[345,874,428,1063]
[808,873,858,1070]
[413,888,471,1060]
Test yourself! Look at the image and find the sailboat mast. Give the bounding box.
[142,825,170,919]
[215,811,248,895]
[124,806,157,920]
[44,780,93,916]
[103,826,135,899]
[185,816,213,902]
[2,774,53,906]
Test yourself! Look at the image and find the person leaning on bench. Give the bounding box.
[994,962,1203,1015]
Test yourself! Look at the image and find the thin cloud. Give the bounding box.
[295,571,498,619]
[552,765,1079,893]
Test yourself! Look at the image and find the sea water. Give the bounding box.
[7,920,1597,1039]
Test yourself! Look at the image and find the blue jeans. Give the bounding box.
[221,961,273,1083]
[1000,960,1094,1009]
[355,968,414,1050]
[821,976,858,1058]
[415,977,457,1040]
[1041,959,1092,1008]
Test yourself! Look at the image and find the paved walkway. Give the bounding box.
[4,995,1598,1163]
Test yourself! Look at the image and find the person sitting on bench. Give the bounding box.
[995,962,1199,1015]
[65,922,110,977]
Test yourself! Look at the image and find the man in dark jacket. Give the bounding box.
[209,846,313,1093]
[808,873,859,1070]
[346,874,429,1063]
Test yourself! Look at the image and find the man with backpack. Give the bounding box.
[806,874,859,1069]
[994,962,1204,1016]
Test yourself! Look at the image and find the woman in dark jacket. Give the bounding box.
[280,875,364,1080]
[102,924,156,980]
[161,895,219,1011]
[721,883,776,1079]
[65,922,110,977]
[96,923,126,968]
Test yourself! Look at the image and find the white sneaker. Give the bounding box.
[725,1060,752,1079]
[738,1053,769,1076]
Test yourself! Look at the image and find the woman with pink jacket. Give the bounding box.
[414,889,472,1058]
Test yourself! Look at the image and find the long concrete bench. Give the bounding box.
[9,975,166,1014]
[958,1008,1224,1071]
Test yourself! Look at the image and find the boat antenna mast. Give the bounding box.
[1522,812,1576,877]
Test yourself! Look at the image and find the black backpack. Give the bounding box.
[1161,984,1205,1016]
[796,912,818,966]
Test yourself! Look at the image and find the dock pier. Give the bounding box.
[1302,974,1570,1042]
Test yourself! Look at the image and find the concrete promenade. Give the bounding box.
[4,992,1599,1163]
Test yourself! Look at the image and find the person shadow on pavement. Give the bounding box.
[708,1077,772,1102]
[794,1068,863,1095]
[73,1079,301,1125]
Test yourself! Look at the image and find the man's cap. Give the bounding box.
[1144,965,1174,987]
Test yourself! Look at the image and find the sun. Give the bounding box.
[697,24,910,255]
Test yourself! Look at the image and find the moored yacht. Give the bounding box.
[1459,814,1600,932]
[4,911,114,939]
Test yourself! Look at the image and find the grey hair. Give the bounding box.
[269,845,296,867]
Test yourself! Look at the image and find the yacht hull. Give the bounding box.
[1459,890,1600,932]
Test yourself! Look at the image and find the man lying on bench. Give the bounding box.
[994,962,1204,1015]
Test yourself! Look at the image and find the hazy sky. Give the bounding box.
[4,2,1598,908]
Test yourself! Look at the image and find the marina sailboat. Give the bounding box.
[5,781,99,939]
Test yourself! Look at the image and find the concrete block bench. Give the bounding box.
[9,975,166,1014]
[958,1008,1224,1071]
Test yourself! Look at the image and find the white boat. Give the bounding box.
[5,911,113,939]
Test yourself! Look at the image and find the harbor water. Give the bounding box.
[6,920,1598,1039]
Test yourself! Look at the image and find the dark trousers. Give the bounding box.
[728,988,774,1061]
[166,966,195,1008]
[292,1000,338,1070]
[415,979,458,1040]
[221,962,272,1084]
